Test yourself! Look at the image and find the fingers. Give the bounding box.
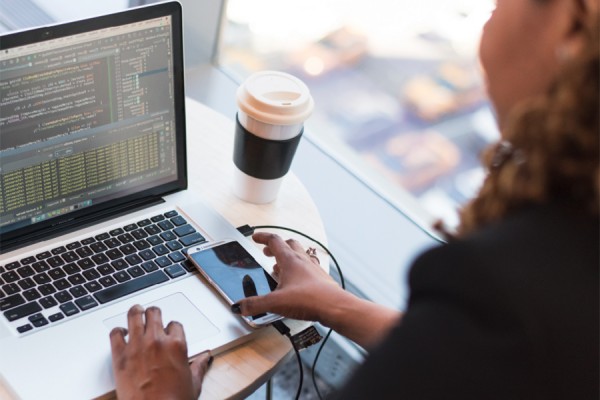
[234,293,275,317]
[190,351,213,397]
[144,306,164,338]
[253,232,308,259]
[109,327,127,356]
[165,320,186,340]
[126,304,145,340]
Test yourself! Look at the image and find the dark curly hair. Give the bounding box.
[456,3,599,236]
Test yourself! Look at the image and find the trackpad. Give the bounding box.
[103,292,220,349]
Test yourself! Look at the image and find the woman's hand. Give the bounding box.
[234,232,343,324]
[109,305,212,400]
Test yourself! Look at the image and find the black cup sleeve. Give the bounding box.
[233,115,303,180]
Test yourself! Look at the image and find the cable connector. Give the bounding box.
[272,320,291,336]
[236,224,255,237]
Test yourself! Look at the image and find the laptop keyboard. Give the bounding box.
[0,210,206,334]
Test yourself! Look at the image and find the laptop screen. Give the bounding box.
[0,2,186,249]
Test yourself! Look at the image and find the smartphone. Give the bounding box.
[187,239,283,328]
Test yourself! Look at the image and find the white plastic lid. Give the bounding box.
[236,71,314,126]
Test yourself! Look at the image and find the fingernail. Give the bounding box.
[231,303,241,314]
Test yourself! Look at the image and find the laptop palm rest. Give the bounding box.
[102,292,220,352]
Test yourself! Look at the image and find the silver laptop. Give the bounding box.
[0,2,261,399]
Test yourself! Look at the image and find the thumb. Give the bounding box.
[190,351,213,397]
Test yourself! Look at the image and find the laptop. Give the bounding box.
[0,2,263,398]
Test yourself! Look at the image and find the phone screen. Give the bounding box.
[189,241,278,306]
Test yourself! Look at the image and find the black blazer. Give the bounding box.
[335,203,599,399]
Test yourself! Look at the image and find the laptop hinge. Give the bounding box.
[1,196,165,254]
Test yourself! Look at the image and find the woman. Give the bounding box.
[109,0,599,398]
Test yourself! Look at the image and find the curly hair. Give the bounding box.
[456,6,599,237]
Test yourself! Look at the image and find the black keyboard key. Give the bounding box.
[141,261,159,273]
[62,251,79,263]
[36,251,52,260]
[144,225,161,236]
[17,266,35,279]
[91,253,110,265]
[114,271,131,283]
[6,261,21,270]
[111,259,128,271]
[174,224,196,237]
[109,228,125,237]
[17,324,33,333]
[127,266,145,278]
[153,244,170,256]
[147,235,163,246]
[2,271,20,283]
[49,313,64,322]
[139,249,156,261]
[94,270,169,304]
[20,256,36,265]
[157,220,175,231]
[4,301,41,321]
[3,283,20,295]
[39,296,58,309]
[151,214,165,222]
[59,302,79,316]
[32,261,50,273]
[137,219,152,227]
[131,229,148,240]
[90,242,108,253]
[55,290,73,303]
[33,273,51,285]
[63,263,81,275]
[76,246,94,258]
[0,293,25,311]
[166,240,183,251]
[75,295,98,311]
[125,254,143,266]
[77,258,96,270]
[47,256,65,268]
[81,237,96,245]
[83,269,100,281]
[168,251,186,263]
[84,281,103,292]
[69,285,88,298]
[123,224,138,232]
[160,231,177,242]
[29,313,49,327]
[99,276,117,288]
[95,233,110,241]
[48,268,67,280]
[170,216,187,226]
[117,233,135,244]
[52,246,67,255]
[68,274,85,286]
[119,244,137,255]
[98,264,116,276]
[23,288,41,301]
[180,260,196,273]
[18,278,35,290]
[54,279,71,291]
[180,233,206,247]
[104,238,122,249]
[155,256,172,268]
[66,241,82,250]
[133,240,150,251]
[39,284,57,296]
[164,210,178,218]
[165,264,186,279]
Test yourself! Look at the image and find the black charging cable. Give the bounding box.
[237,224,346,400]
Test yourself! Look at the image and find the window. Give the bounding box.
[220,0,499,228]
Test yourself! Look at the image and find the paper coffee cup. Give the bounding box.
[233,71,314,204]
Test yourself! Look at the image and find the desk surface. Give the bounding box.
[184,98,328,399]
[0,98,327,400]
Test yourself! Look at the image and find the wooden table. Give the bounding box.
[177,98,328,400]
[0,98,328,400]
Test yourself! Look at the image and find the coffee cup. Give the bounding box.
[232,71,314,203]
